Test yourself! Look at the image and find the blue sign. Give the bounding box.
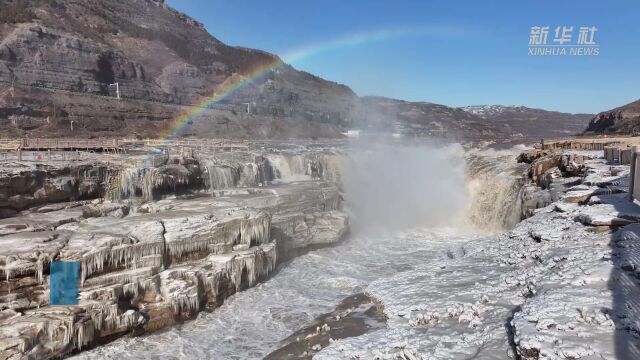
[49,261,80,305]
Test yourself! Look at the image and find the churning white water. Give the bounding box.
[267,154,311,182]
[74,143,527,360]
[343,143,469,233]
[75,229,492,359]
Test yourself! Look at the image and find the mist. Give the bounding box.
[342,142,469,234]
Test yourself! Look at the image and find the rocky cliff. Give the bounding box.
[585,99,640,134]
[0,0,359,138]
[0,144,349,359]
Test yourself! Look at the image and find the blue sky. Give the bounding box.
[167,0,639,114]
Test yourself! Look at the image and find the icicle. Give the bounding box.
[75,320,95,349]
[166,212,271,260]
[171,293,199,315]
[239,212,271,246]
[35,253,50,284]
[201,270,224,300]
[116,310,138,329]
[110,166,191,201]
[90,309,103,331]
[223,244,276,292]
[80,242,164,284]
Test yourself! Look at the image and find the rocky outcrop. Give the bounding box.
[0,145,349,359]
[512,148,598,220]
[507,153,637,359]
[585,99,640,134]
[0,164,112,217]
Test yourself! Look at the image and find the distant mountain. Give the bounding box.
[460,105,593,142]
[361,97,509,142]
[355,99,594,144]
[585,100,640,134]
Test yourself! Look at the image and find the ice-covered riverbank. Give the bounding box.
[75,147,640,360]
[72,228,478,359]
[317,150,640,359]
[3,141,639,359]
[0,143,350,359]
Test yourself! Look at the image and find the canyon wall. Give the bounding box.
[0,147,348,359]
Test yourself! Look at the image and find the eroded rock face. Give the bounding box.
[0,1,590,141]
[585,99,640,134]
[0,0,359,139]
[0,147,348,359]
[0,165,112,217]
[515,149,599,219]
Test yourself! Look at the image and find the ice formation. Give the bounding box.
[111,166,192,201]
[71,145,640,360]
[0,146,347,359]
[162,210,271,259]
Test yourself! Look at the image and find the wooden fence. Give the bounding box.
[0,138,249,152]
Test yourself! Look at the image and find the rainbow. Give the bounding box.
[156,25,464,140]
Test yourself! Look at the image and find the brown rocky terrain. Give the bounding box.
[360,97,508,141]
[0,0,595,142]
[0,0,358,139]
[585,99,640,134]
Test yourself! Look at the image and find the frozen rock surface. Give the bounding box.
[0,146,348,359]
[64,147,640,360]
[5,144,640,360]
[312,151,640,359]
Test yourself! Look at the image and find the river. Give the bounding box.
[74,144,528,359]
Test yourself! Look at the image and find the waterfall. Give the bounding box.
[266,152,345,183]
[237,163,259,187]
[342,143,469,233]
[207,165,237,189]
[341,143,528,234]
[254,156,275,185]
[267,154,310,182]
[199,158,238,191]
[309,153,345,184]
[198,156,276,191]
[464,147,529,231]
[287,155,307,176]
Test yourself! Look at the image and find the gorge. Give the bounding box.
[1,137,602,359]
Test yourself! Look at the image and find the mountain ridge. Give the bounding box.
[0,0,594,142]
